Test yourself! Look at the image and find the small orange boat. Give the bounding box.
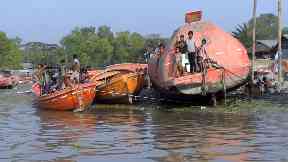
[32,83,97,111]
[90,67,145,104]
[0,70,19,89]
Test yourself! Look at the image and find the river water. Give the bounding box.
[1,85,288,162]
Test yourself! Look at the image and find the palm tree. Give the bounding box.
[232,23,252,49]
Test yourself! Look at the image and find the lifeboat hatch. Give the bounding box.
[185,11,202,23]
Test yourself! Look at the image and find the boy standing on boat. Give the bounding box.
[186,31,197,73]
[177,35,189,72]
[57,59,67,89]
[71,54,80,84]
[33,64,47,95]
[174,47,184,76]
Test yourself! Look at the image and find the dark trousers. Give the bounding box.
[188,52,197,72]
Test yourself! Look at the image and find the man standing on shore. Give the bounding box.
[186,31,197,73]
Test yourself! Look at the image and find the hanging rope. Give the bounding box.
[221,68,227,105]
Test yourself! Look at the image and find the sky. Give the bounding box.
[0,0,287,43]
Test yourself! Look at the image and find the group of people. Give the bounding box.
[33,55,89,95]
[151,30,210,76]
[174,30,208,74]
[254,72,277,95]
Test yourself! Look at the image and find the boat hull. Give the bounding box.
[0,77,18,89]
[95,72,145,104]
[33,83,96,111]
[148,21,250,102]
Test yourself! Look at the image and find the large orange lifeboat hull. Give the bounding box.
[148,21,250,102]
[32,83,97,111]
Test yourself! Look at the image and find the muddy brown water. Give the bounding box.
[1,84,288,162]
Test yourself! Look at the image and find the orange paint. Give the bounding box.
[32,83,97,111]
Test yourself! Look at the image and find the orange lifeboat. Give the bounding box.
[32,83,97,111]
[148,11,250,102]
[0,70,19,89]
[90,64,146,104]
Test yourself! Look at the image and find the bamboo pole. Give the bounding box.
[277,0,283,83]
[251,0,257,82]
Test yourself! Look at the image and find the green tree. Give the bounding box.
[22,42,61,66]
[144,34,168,53]
[0,32,22,69]
[283,27,288,35]
[249,13,278,40]
[61,27,95,65]
[232,23,252,49]
[129,32,145,62]
[233,13,279,49]
[111,31,130,63]
[61,26,168,67]
[87,38,113,67]
[97,26,114,41]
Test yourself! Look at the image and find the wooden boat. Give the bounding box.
[88,63,146,78]
[89,64,146,104]
[94,72,145,104]
[106,63,147,73]
[0,70,19,89]
[148,11,250,103]
[32,83,97,111]
[88,63,146,104]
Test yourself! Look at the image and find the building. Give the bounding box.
[254,40,278,59]
[281,34,288,59]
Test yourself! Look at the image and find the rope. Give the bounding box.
[222,68,227,105]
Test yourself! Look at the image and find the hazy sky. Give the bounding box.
[0,0,287,43]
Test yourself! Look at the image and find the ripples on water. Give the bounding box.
[1,86,288,162]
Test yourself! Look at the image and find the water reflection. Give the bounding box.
[34,108,149,162]
[2,87,288,162]
[150,111,255,162]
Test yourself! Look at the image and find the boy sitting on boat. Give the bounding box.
[33,55,89,95]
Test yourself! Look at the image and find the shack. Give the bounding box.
[280,34,288,59]
[255,40,277,59]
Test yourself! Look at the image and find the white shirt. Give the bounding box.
[186,38,196,53]
[74,58,80,65]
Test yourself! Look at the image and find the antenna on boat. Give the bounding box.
[251,0,257,82]
[277,0,283,84]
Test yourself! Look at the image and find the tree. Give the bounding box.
[22,42,61,66]
[91,38,114,66]
[60,27,96,66]
[112,31,130,63]
[0,32,22,69]
[232,13,279,49]
[232,23,252,49]
[60,26,168,67]
[97,26,114,41]
[249,13,278,40]
[144,34,168,53]
[129,32,145,61]
[283,27,288,35]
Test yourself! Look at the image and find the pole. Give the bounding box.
[251,0,257,82]
[277,0,283,83]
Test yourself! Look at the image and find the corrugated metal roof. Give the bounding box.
[283,34,288,40]
[256,40,278,48]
